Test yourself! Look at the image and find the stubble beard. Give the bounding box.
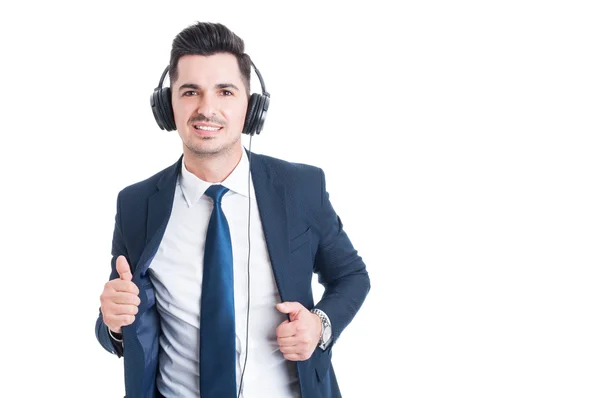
[184,133,241,159]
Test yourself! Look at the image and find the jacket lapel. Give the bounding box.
[248,150,292,301]
[134,155,181,279]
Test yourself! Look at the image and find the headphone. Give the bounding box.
[150,59,270,136]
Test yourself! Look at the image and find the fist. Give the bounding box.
[275,302,322,361]
[100,255,140,334]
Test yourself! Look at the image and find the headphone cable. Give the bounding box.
[238,135,253,398]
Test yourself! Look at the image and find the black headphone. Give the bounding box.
[150,59,270,136]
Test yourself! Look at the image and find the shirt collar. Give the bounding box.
[179,149,250,207]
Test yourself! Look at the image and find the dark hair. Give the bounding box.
[169,22,252,95]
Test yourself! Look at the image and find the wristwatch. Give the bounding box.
[310,308,332,350]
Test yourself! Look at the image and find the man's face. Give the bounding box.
[171,53,248,158]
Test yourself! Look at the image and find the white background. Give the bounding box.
[1,1,599,397]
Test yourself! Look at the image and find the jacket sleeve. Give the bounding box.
[312,168,371,348]
[95,192,126,358]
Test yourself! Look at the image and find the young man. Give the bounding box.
[95,22,370,398]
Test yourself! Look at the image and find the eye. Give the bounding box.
[183,91,197,97]
[221,90,233,96]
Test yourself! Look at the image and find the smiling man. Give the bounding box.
[95,22,370,398]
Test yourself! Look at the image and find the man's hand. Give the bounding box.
[100,255,140,334]
[275,302,322,361]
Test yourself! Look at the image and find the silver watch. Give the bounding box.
[310,308,332,350]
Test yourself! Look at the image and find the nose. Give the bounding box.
[196,93,216,117]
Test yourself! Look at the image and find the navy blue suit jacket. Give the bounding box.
[95,149,370,397]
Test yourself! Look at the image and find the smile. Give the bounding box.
[193,125,222,131]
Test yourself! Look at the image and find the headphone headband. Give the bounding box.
[249,60,270,98]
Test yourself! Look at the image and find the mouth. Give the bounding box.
[192,122,223,135]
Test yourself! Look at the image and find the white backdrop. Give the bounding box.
[1,1,599,397]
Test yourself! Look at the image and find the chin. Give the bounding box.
[185,141,230,157]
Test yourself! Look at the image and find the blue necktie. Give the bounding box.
[200,184,236,398]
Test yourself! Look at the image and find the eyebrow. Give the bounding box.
[178,83,240,91]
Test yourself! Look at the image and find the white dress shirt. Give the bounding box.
[148,149,300,397]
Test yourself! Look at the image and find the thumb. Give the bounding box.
[276,302,305,320]
[116,255,132,281]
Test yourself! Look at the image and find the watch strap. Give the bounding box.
[310,308,332,349]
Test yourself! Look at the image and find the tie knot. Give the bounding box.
[205,184,229,204]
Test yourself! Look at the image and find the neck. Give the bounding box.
[183,144,244,183]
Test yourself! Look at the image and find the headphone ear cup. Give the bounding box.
[242,93,261,135]
[151,89,165,130]
[254,95,269,135]
[159,87,176,131]
[150,87,176,131]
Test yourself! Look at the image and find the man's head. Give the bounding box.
[169,22,252,158]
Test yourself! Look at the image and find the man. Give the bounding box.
[95,21,370,398]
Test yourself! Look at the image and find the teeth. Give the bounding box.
[195,125,220,131]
